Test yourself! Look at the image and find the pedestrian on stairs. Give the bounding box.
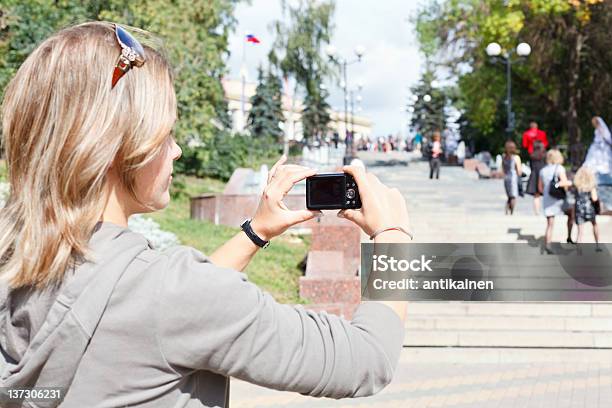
[502,140,522,215]
[428,131,443,180]
[573,166,602,251]
[538,149,573,253]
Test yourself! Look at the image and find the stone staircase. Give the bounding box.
[362,151,612,348]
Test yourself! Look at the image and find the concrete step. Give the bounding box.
[403,301,612,348]
[404,329,612,348]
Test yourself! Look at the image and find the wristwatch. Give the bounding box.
[240,219,270,249]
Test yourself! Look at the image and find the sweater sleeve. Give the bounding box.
[155,245,404,398]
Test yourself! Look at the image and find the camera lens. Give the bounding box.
[346,188,355,199]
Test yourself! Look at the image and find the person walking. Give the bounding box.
[573,166,602,251]
[501,141,522,215]
[538,149,573,253]
[429,131,443,179]
[525,139,546,215]
[584,116,612,184]
[522,121,549,156]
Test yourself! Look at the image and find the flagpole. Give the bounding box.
[240,33,246,132]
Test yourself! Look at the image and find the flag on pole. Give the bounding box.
[246,34,260,44]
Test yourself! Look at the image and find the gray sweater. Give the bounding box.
[0,222,404,407]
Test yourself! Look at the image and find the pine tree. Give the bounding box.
[409,69,447,137]
[302,77,332,142]
[247,66,285,142]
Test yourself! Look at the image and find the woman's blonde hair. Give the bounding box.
[546,149,564,165]
[0,21,176,289]
[504,140,516,155]
[573,166,597,193]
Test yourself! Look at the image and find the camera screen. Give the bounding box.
[309,177,344,206]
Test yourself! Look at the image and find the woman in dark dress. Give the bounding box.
[573,166,601,251]
[526,139,546,215]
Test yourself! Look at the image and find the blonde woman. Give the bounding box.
[573,166,601,251]
[538,149,573,253]
[0,22,411,407]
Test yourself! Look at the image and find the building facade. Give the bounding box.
[222,78,373,143]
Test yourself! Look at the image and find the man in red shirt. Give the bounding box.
[522,121,549,215]
[522,121,549,154]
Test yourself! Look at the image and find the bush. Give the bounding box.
[0,182,9,208]
[178,132,282,181]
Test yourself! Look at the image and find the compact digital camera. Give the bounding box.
[305,173,362,210]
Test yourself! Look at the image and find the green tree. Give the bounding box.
[0,0,244,177]
[415,0,612,165]
[271,0,335,149]
[247,66,285,141]
[301,77,331,142]
[409,69,447,138]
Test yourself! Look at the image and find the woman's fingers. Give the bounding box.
[337,208,365,226]
[269,166,316,195]
[288,209,322,224]
[278,168,317,193]
[342,165,374,204]
[267,155,287,184]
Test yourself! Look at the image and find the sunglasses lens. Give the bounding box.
[115,25,145,58]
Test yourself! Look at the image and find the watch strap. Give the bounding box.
[241,219,270,248]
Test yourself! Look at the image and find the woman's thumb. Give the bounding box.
[337,209,364,226]
[290,209,322,224]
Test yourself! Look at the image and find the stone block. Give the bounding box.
[191,193,308,228]
[223,168,251,194]
[299,276,360,304]
[310,220,360,276]
[190,194,217,223]
[304,250,344,278]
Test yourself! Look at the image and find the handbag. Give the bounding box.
[593,198,601,215]
[549,165,566,200]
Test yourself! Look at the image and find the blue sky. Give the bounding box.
[226,0,426,137]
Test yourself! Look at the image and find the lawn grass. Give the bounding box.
[149,175,310,304]
[0,159,6,182]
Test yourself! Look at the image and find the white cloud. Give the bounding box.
[227,0,425,136]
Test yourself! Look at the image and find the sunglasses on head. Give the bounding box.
[111,24,146,89]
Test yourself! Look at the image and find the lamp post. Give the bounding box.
[326,44,365,164]
[486,42,531,136]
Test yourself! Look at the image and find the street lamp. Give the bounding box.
[326,44,365,164]
[486,41,531,135]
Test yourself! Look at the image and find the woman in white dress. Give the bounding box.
[584,116,612,183]
[538,149,573,253]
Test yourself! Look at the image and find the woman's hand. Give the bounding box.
[337,165,410,237]
[250,155,321,241]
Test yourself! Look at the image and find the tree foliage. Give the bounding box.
[409,69,448,137]
[271,0,335,143]
[247,66,285,141]
[415,0,612,164]
[0,0,245,176]
[301,77,332,141]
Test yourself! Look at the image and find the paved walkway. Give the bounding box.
[361,151,612,243]
[231,357,612,407]
[229,151,612,407]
